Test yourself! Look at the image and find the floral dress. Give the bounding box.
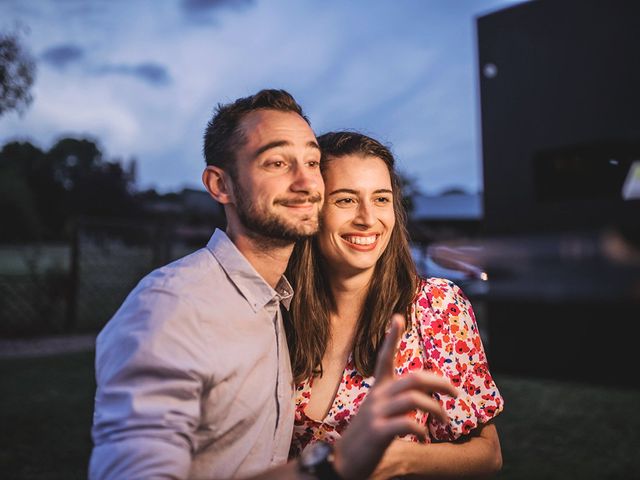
[289,277,504,457]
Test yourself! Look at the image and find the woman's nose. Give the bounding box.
[354,202,375,226]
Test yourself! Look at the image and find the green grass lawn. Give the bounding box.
[1,352,639,479]
[494,375,640,479]
[0,352,95,480]
[0,353,95,480]
[0,245,70,276]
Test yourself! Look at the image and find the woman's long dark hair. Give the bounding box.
[285,131,418,383]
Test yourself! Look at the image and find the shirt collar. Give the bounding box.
[275,276,294,311]
[207,229,293,313]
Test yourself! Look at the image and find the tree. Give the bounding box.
[0,165,42,241]
[0,31,36,117]
[0,141,65,240]
[47,137,137,219]
[0,137,138,241]
[398,171,422,216]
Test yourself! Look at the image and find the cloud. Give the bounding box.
[94,62,171,87]
[181,0,255,13]
[180,0,256,23]
[40,44,84,69]
[39,43,171,87]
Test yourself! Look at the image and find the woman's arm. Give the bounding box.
[374,278,503,479]
[371,421,502,480]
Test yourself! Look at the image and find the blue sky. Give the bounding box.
[0,0,525,195]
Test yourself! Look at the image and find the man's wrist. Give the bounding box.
[331,439,352,480]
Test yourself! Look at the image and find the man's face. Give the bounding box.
[229,109,324,242]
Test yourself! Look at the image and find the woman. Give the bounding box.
[286,132,504,478]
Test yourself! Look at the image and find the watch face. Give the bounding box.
[301,441,332,468]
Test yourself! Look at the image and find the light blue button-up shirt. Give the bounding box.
[90,229,294,479]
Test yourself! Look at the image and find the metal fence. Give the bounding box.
[0,217,209,337]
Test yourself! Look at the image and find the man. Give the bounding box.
[90,89,457,479]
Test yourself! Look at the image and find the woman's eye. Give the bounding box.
[375,196,391,204]
[335,198,355,206]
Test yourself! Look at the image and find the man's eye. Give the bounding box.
[267,160,285,168]
[307,160,320,168]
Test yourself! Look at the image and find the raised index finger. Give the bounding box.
[373,313,405,381]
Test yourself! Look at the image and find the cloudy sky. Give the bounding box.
[1,0,525,195]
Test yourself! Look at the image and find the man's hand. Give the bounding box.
[332,314,459,480]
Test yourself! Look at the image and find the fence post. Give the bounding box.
[65,219,80,332]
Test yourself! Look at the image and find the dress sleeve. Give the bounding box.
[412,278,504,441]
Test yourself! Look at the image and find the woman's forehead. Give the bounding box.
[323,154,392,189]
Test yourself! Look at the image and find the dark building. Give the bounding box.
[475,0,640,386]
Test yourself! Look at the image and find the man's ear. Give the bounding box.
[202,165,235,204]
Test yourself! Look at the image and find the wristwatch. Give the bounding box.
[298,441,344,479]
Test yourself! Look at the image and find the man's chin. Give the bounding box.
[293,217,319,235]
[244,221,317,243]
[266,214,318,239]
[276,222,318,241]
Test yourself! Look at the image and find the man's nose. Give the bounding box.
[290,164,322,194]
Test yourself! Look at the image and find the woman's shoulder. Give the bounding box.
[414,277,466,301]
[411,277,474,323]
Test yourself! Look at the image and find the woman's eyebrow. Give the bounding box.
[328,188,393,196]
[328,188,358,196]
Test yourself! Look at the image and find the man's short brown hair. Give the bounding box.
[203,89,309,177]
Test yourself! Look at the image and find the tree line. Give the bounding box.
[0,137,138,242]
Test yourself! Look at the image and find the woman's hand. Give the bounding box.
[369,440,412,480]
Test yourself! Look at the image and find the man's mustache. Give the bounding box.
[274,193,322,206]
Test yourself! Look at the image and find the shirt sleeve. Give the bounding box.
[412,278,504,441]
[89,283,210,480]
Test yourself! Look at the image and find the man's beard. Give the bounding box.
[233,183,321,244]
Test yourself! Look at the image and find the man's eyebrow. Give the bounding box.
[254,140,320,157]
[328,188,393,196]
[254,140,289,157]
[308,140,320,151]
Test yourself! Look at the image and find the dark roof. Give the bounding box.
[411,192,483,221]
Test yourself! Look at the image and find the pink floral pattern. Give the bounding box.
[289,277,504,457]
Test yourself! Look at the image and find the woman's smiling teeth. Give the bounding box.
[342,235,378,245]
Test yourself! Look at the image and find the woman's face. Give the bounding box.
[318,154,396,277]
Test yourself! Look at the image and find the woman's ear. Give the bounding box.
[202,165,234,204]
